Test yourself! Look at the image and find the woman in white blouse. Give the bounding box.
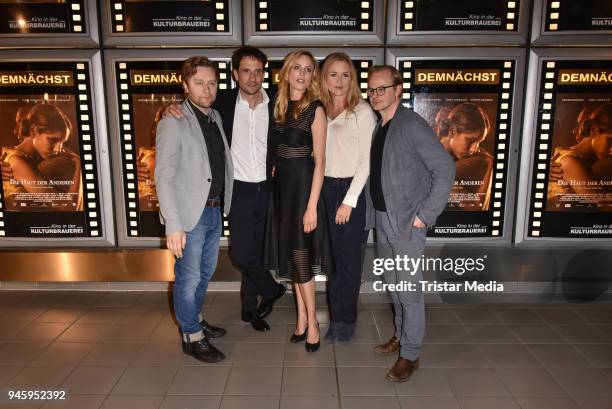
[319,52,377,344]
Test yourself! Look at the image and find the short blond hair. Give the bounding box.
[368,65,402,86]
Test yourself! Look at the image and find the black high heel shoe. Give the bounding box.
[305,325,320,352]
[290,326,307,343]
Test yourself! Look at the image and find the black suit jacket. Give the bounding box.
[212,87,276,181]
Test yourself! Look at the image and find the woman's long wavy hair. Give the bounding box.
[21,103,72,139]
[319,52,363,114]
[273,50,320,123]
[438,102,490,142]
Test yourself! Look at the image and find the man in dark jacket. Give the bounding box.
[365,65,455,382]
[165,47,285,332]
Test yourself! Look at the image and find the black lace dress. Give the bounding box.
[264,99,333,283]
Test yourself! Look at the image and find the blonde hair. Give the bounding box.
[273,50,320,123]
[320,52,363,114]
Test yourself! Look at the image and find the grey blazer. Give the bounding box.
[365,105,455,239]
[155,100,234,235]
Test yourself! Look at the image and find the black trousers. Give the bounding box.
[229,180,279,314]
[322,177,368,325]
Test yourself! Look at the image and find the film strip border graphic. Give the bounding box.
[255,1,374,31]
[544,0,560,31]
[262,59,373,98]
[111,0,229,33]
[398,59,516,236]
[68,1,87,33]
[527,60,557,237]
[0,62,102,237]
[399,0,519,32]
[115,60,232,238]
[75,62,104,237]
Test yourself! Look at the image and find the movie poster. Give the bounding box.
[258,0,373,32]
[133,92,183,213]
[546,95,612,212]
[399,59,516,237]
[547,0,612,31]
[414,93,498,211]
[115,59,231,238]
[0,62,101,238]
[0,0,85,34]
[400,0,518,32]
[111,0,229,33]
[527,60,612,238]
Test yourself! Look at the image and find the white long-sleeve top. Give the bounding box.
[324,100,377,208]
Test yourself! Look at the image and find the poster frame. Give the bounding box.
[530,0,612,46]
[386,47,526,246]
[103,48,234,248]
[0,0,99,48]
[100,0,241,47]
[243,0,385,46]
[386,0,529,46]
[0,49,114,247]
[515,48,612,246]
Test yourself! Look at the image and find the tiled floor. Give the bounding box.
[0,290,611,409]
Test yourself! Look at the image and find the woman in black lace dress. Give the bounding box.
[267,50,331,352]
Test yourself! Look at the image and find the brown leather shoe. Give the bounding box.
[385,356,419,382]
[373,336,400,356]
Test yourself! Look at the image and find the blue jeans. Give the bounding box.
[174,206,222,336]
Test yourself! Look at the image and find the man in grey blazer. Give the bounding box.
[365,65,455,382]
[155,56,234,363]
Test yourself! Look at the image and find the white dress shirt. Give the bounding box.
[231,88,269,183]
[325,100,377,207]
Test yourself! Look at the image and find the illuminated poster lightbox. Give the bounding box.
[110,55,233,243]
[0,0,98,47]
[102,0,240,46]
[525,60,612,239]
[387,0,527,45]
[396,56,519,239]
[531,0,612,45]
[0,58,108,243]
[245,0,384,46]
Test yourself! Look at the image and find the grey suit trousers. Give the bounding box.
[375,210,426,361]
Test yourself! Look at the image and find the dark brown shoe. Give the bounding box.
[386,356,419,382]
[373,336,400,356]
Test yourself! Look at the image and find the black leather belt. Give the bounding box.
[205,198,221,207]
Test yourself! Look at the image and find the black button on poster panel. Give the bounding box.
[102,0,241,47]
[0,0,98,47]
[396,58,518,240]
[387,0,528,45]
[526,59,612,240]
[0,52,113,246]
[107,51,233,246]
[531,0,612,45]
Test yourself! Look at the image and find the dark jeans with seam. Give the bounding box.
[322,176,368,325]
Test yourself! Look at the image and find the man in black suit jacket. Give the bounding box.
[165,47,285,332]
